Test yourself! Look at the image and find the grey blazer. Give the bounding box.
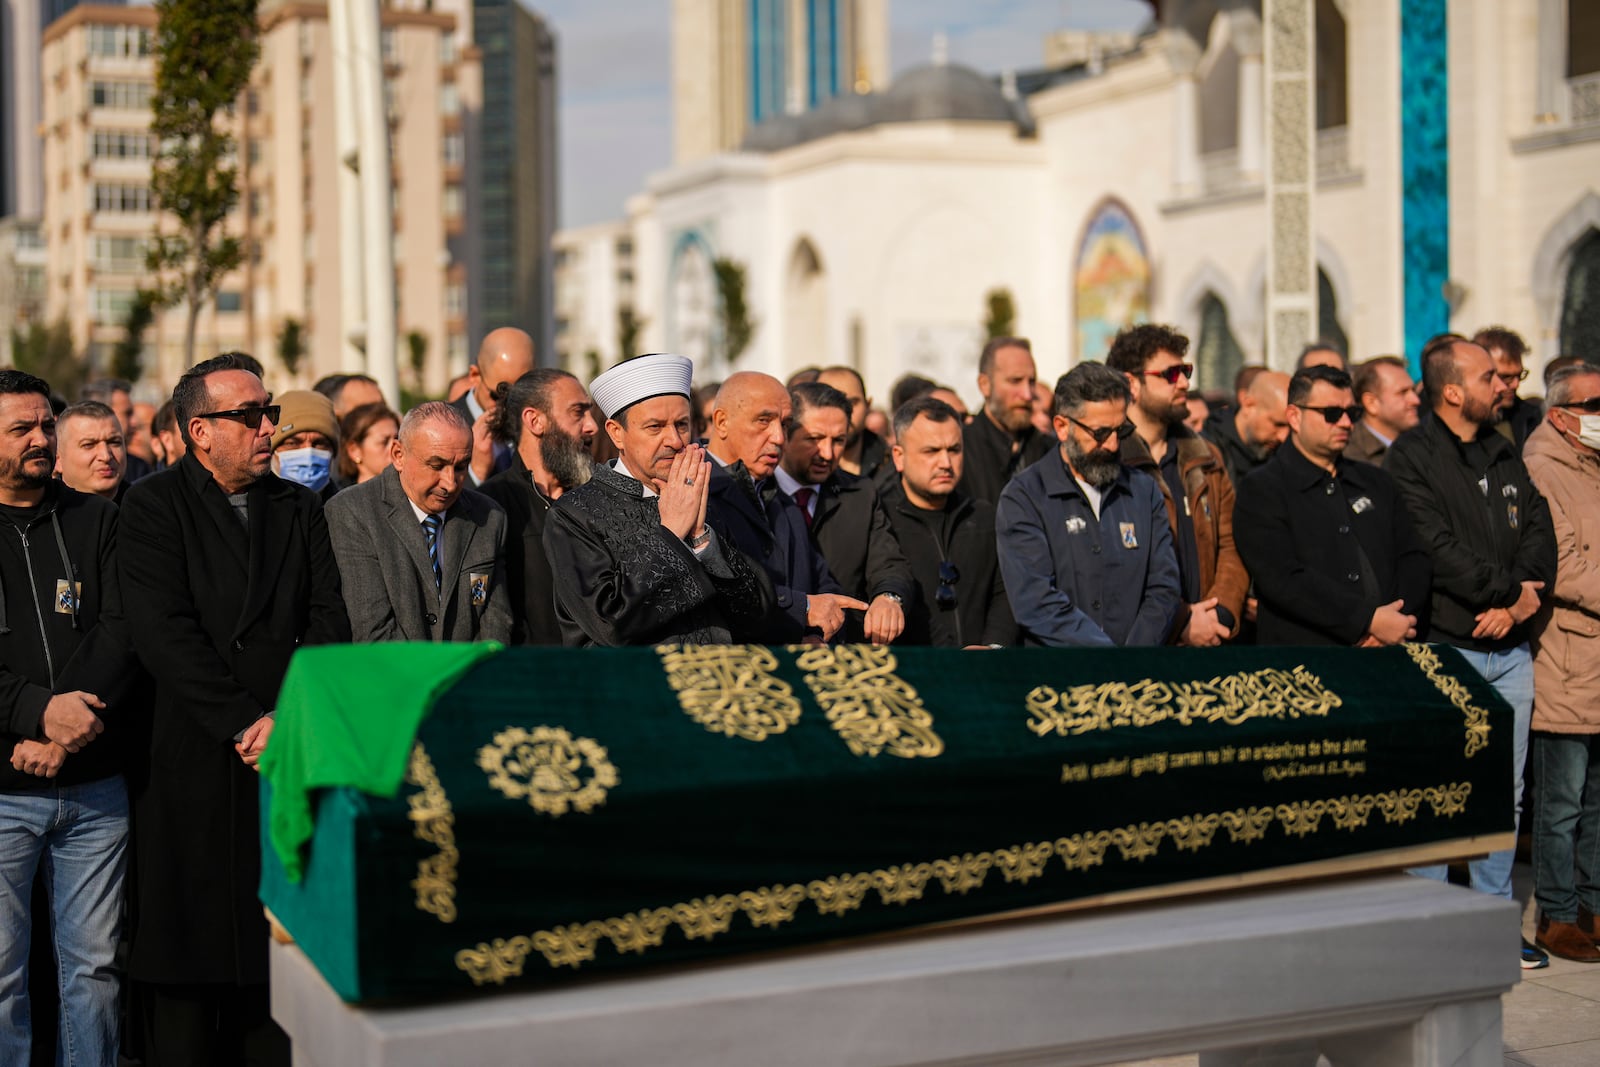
[325,466,512,643]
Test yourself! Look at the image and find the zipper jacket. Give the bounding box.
[0,480,130,790]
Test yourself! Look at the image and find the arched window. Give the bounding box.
[1561,229,1600,358]
[1318,267,1349,357]
[1198,14,1240,154]
[1315,0,1348,129]
[1571,3,1600,77]
[1074,200,1151,362]
[784,238,827,372]
[1195,292,1244,393]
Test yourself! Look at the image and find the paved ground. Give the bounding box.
[1110,862,1600,1066]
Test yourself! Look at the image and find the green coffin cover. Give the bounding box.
[259,642,1510,1003]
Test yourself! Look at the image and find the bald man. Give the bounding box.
[703,371,862,641]
[1204,369,1291,486]
[453,328,537,484]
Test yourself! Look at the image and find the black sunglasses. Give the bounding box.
[197,404,281,429]
[1557,397,1600,414]
[1064,416,1136,446]
[1297,404,1364,425]
[1143,363,1195,385]
[936,561,960,608]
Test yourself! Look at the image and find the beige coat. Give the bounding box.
[1525,420,1600,733]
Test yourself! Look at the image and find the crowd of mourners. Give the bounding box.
[2,319,1598,1063]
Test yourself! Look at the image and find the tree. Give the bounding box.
[713,257,757,366]
[277,316,306,378]
[145,0,261,366]
[617,306,644,362]
[111,291,156,383]
[984,288,1017,340]
[406,330,428,387]
[11,319,85,399]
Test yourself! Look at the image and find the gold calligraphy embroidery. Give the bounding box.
[794,645,944,759]
[477,725,618,816]
[657,644,802,741]
[455,782,1475,982]
[1026,666,1343,738]
[1403,643,1491,758]
[404,743,458,924]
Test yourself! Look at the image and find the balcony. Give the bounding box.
[1194,126,1353,198]
[1572,73,1600,127]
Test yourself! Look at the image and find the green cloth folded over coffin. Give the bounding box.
[259,642,1511,1003]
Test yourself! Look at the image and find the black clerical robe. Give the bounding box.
[543,463,773,646]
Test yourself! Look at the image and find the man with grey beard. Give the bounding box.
[996,362,1181,646]
[480,369,599,645]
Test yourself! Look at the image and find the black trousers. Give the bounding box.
[136,981,287,1067]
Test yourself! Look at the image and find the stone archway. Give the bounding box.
[1561,228,1600,358]
[783,238,828,371]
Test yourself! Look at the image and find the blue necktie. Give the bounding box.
[422,515,443,591]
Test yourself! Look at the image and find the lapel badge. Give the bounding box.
[1351,495,1373,514]
[54,579,82,614]
[469,572,490,606]
[1065,516,1087,534]
[1506,504,1519,530]
[1119,522,1138,549]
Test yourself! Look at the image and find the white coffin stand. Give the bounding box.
[271,874,1519,1067]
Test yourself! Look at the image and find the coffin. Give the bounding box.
[258,642,1511,1003]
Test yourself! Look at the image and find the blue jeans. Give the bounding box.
[1411,644,1533,901]
[0,774,129,1067]
[1532,733,1600,922]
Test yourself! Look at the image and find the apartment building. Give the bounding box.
[39,2,460,393]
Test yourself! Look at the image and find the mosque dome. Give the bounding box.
[878,62,1021,124]
[739,62,1028,153]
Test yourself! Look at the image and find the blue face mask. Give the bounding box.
[277,447,333,491]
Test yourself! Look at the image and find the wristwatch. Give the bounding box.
[880,593,903,604]
[687,528,713,550]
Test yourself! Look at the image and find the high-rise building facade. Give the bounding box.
[672,0,888,164]
[38,2,460,393]
[471,0,558,368]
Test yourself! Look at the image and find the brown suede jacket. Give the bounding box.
[1121,426,1250,641]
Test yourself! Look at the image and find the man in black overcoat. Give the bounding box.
[118,354,349,1064]
[1234,366,1432,646]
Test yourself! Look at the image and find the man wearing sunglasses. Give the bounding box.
[1233,366,1431,648]
[880,396,1017,648]
[1388,334,1556,968]
[996,362,1180,647]
[117,353,350,1061]
[1107,324,1248,648]
[1522,362,1600,962]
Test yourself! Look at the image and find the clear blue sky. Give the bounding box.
[539,0,1153,228]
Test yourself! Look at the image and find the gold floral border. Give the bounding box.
[454,780,1472,984]
[405,743,459,924]
[1403,643,1491,758]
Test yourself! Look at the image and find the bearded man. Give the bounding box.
[958,337,1055,505]
[480,369,600,645]
[995,361,1180,646]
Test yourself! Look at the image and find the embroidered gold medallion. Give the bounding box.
[657,644,802,741]
[477,725,618,816]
